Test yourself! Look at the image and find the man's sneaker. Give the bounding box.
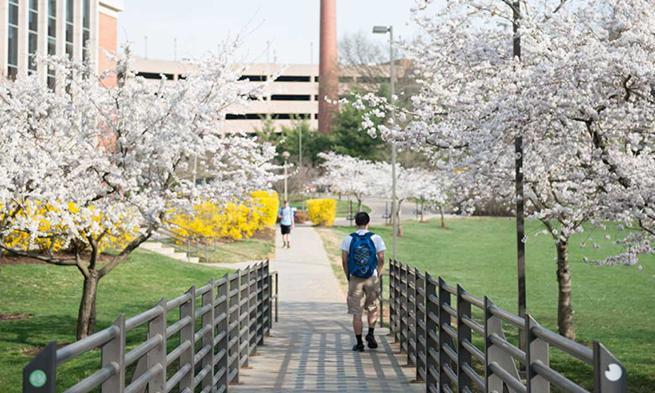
[365,334,378,349]
[352,343,365,352]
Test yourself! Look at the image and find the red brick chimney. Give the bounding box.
[319,0,338,134]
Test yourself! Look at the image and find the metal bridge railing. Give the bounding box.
[388,259,627,393]
[23,261,278,393]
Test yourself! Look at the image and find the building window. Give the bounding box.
[225,113,312,120]
[28,0,39,72]
[82,0,91,62]
[7,0,19,79]
[239,75,267,82]
[270,94,311,101]
[136,72,176,80]
[274,75,311,83]
[64,0,74,59]
[47,0,57,87]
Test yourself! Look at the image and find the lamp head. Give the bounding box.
[373,26,390,34]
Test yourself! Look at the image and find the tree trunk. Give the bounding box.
[356,199,362,213]
[76,271,99,340]
[556,240,575,340]
[439,205,446,229]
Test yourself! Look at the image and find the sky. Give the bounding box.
[118,0,419,64]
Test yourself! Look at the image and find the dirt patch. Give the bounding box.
[251,227,275,241]
[0,312,33,321]
[0,255,47,265]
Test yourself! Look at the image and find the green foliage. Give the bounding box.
[330,100,387,161]
[256,95,388,166]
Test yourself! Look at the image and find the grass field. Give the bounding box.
[328,217,655,391]
[168,228,276,263]
[0,251,231,391]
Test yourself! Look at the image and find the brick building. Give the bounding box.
[0,0,122,87]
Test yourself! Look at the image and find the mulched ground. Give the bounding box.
[0,255,45,266]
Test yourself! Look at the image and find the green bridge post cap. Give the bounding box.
[29,370,47,387]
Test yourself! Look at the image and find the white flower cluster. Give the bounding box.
[358,0,655,265]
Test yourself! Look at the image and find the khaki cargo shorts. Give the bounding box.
[347,275,380,316]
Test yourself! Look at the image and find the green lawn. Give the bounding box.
[331,217,655,391]
[167,228,276,263]
[0,251,231,392]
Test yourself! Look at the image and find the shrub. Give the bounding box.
[0,201,139,254]
[307,199,337,227]
[168,191,279,242]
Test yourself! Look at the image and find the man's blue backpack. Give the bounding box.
[348,232,378,279]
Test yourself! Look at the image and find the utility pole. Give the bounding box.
[512,0,527,324]
[373,25,397,261]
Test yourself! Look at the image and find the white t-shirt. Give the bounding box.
[341,230,387,277]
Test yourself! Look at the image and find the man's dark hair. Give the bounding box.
[355,212,370,227]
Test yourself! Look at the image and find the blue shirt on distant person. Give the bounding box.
[279,206,295,226]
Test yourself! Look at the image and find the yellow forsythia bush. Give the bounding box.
[169,191,279,241]
[307,199,337,227]
[0,201,138,254]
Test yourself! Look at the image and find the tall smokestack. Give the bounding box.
[319,0,338,134]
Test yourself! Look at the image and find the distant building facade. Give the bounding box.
[0,0,123,87]
[133,57,413,134]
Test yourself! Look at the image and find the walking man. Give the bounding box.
[341,212,386,351]
[278,200,295,248]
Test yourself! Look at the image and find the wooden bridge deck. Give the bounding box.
[225,227,421,393]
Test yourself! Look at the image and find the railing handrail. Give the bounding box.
[388,259,627,393]
[23,260,278,393]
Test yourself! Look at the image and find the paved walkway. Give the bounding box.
[230,226,421,393]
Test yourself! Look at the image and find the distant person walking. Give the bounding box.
[341,212,386,352]
[278,201,295,248]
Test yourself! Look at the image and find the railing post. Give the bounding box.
[250,264,258,353]
[425,274,439,392]
[379,273,384,328]
[233,270,242,383]
[23,342,57,393]
[456,285,471,392]
[216,277,229,391]
[101,315,125,393]
[407,268,417,367]
[147,300,167,392]
[229,272,240,384]
[274,271,279,323]
[257,262,265,345]
[415,269,426,382]
[526,315,549,393]
[179,286,196,391]
[241,267,250,368]
[593,341,626,393]
[201,280,216,389]
[399,263,408,354]
[484,297,520,393]
[388,259,396,340]
[438,277,453,393]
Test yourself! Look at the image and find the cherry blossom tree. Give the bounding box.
[315,152,382,212]
[0,48,277,338]
[357,0,655,339]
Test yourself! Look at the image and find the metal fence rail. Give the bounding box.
[23,261,278,393]
[388,259,627,393]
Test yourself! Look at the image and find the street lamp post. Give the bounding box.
[373,25,397,261]
[282,151,290,202]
